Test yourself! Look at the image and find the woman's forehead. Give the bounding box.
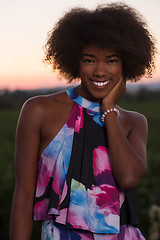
[81,44,119,57]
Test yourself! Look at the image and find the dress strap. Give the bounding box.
[66,87,104,126]
[66,87,101,113]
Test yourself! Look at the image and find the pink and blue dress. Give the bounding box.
[33,87,146,239]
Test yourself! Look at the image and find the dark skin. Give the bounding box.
[10,44,147,239]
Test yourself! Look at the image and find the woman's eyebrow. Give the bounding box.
[81,53,95,58]
[81,53,120,58]
[106,54,120,58]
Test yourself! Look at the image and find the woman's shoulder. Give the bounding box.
[25,90,70,106]
[18,90,73,128]
[22,90,72,114]
[118,106,148,135]
[119,107,147,123]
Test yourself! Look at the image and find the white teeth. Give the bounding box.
[93,81,109,87]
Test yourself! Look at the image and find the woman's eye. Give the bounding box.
[107,59,119,64]
[83,59,94,64]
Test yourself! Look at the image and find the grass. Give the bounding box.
[0,108,20,238]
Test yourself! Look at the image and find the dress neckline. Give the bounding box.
[66,87,101,113]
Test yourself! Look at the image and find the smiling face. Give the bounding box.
[76,44,123,102]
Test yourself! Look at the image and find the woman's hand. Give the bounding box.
[102,77,126,111]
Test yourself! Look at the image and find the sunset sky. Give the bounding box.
[1,0,160,90]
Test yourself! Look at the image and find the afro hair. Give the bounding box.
[44,2,156,82]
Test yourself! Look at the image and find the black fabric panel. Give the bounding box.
[120,189,139,226]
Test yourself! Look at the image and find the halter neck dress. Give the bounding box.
[33,87,146,240]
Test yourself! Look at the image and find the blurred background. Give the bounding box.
[0,0,160,239]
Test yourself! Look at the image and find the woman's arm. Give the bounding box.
[10,98,43,240]
[102,78,148,190]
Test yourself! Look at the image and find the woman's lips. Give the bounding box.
[91,80,110,87]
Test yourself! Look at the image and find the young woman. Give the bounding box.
[10,2,156,239]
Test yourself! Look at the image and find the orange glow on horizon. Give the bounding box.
[1,67,160,91]
[1,45,160,91]
[0,74,69,91]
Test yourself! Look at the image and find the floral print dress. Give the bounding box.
[33,87,146,240]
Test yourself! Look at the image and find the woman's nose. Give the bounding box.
[93,62,106,77]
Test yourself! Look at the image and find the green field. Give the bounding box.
[0,92,160,239]
[0,109,19,239]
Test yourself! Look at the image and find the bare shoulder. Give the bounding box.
[120,107,147,125]
[118,107,148,138]
[16,90,74,155]
[19,90,72,124]
[22,90,71,113]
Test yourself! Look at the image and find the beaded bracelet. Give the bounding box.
[101,107,120,122]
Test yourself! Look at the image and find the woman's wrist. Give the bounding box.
[101,107,120,122]
[101,100,115,112]
[101,97,116,110]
